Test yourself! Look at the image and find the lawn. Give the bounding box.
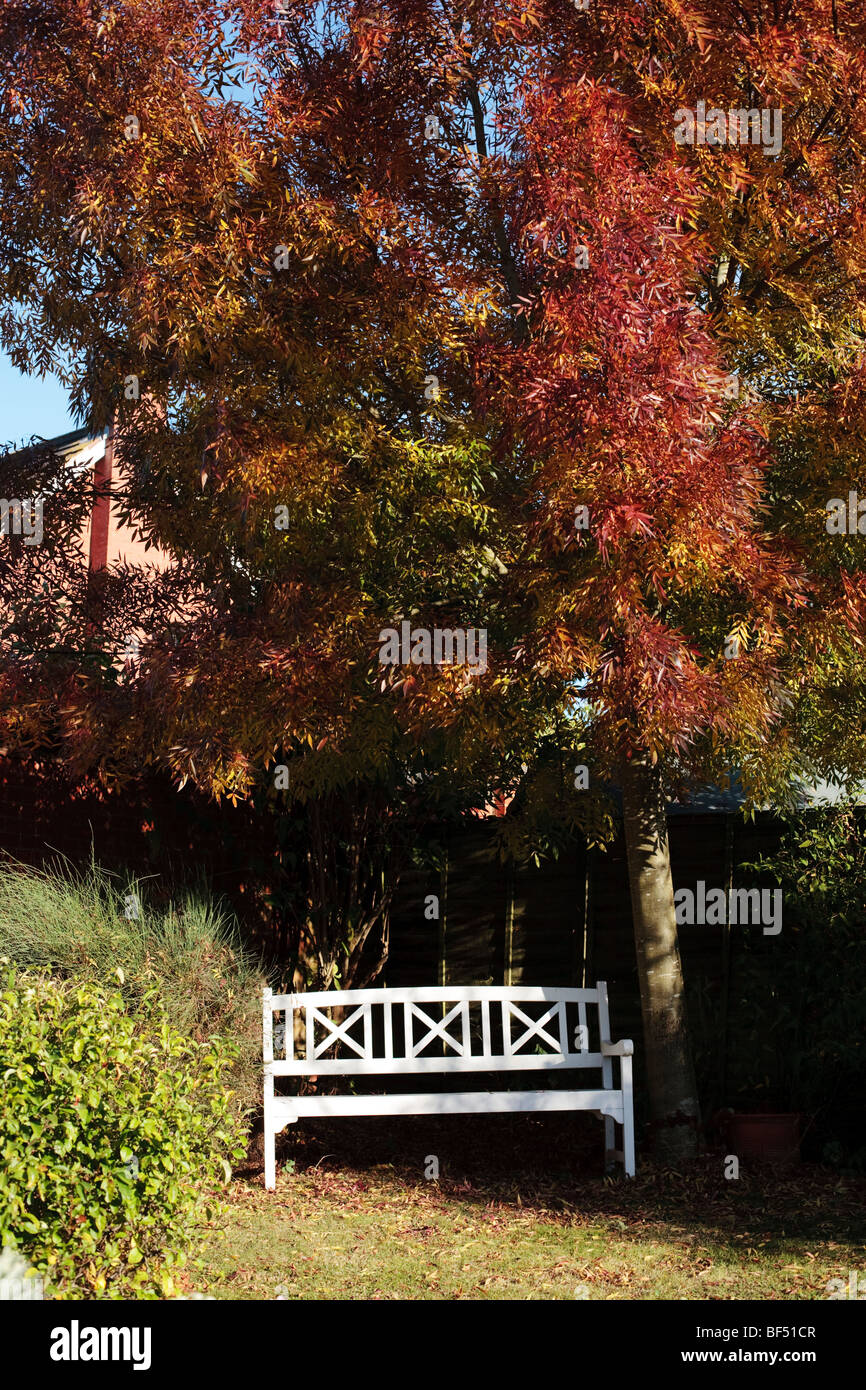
[193,1116,866,1300]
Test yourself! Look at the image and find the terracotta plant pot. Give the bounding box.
[726,1112,802,1164]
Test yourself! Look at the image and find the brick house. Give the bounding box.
[44,425,174,575]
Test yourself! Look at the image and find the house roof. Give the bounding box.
[41,427,96,453]
[3,425,105,466]
[665,776,863,815]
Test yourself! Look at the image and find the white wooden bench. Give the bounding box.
[262,983,635,1188]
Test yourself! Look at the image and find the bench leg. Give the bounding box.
[263,1074,298,1191]
[265,1128,276,1192]
[264,1117,298,1191]
[604,1115,616,1168]
[621,1057,635,1177]
[601,1053,618,1172]
[264,1070,276,1190]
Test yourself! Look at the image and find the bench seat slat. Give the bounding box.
[270,1090,625,1121]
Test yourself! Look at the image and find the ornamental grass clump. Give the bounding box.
[0,860,264,1112]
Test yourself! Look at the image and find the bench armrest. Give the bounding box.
[601,1039,634,1057]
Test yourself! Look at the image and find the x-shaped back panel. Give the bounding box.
[503,1000,567,1056]
[404,1000,470,1057]
[308,1003,371,1060]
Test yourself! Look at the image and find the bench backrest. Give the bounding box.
[264,984,615,1077]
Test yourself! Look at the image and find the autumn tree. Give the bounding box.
[474,0,866,1158]
[3,0,866,1157]
[0,0,560,989]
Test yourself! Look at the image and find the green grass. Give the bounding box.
[193,1123,866,1300]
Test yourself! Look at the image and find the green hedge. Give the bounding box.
[0,970,247,1298]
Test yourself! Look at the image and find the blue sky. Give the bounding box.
[0,349,77,451]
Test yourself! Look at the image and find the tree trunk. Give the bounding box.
[620,755,700,1163]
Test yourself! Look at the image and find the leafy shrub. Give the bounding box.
[0,970,247,1298]
[0,860,264,1113]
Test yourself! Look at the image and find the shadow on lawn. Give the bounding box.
[238,1112,866,1250]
